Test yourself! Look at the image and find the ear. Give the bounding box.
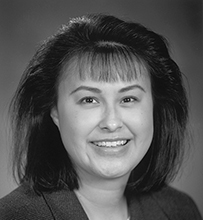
[50,107,60,128]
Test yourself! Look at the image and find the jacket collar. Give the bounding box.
[42,186,89,220]
[42,185,168,220]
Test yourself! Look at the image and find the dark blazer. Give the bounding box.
[0,182,202,220]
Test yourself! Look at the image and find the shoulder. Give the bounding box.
[150,186,202,220]
[0,182,88,220]
[0,183,53,220]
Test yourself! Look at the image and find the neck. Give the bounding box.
[74,173,130,220]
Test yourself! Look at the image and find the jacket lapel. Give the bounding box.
[129,193,169,220]
[42,187,89,220]
[43,186,169,220]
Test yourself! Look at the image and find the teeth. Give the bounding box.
[93,140,128,148]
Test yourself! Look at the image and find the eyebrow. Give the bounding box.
[70,86,101,95]
[70,84,146,95]
[118,84,146,93]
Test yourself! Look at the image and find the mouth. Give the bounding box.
[91,139,130,148]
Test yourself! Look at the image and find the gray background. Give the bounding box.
[0,0,202,215]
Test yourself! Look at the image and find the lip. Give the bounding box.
[91,139,130,148]
[89,138,131,157]
[90,137,131,143]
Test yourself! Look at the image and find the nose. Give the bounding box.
[99,105,123,132]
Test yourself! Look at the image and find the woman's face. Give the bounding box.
[51,60,154,183]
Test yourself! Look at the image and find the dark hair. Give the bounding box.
[10,13,188,193]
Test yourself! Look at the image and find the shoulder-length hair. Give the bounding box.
[10,13,188,193]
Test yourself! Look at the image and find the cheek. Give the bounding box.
[127,106,154,144]
[132,111,154,161]
[57,110,86,163]
[127,107,153,128]
[140,109,153,139]
[140,113,154,151]
[56,105,80,150]
[58,106,99,146]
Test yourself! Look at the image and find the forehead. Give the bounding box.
[60,50,149,84]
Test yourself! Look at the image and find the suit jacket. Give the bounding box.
[0,182,202,220]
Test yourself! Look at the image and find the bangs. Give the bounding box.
[71,43,146,82]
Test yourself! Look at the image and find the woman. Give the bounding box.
[0,14,202,220]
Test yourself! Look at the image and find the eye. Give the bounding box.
[121,96,138,104]
[79,97,99,105]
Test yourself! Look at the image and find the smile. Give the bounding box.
[92,140,129,148]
